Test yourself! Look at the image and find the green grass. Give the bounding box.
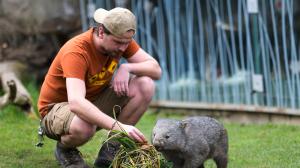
[0,80,300,167]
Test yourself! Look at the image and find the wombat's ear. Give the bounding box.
[179,121,188,129]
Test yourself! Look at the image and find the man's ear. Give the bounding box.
[98,26,104,38]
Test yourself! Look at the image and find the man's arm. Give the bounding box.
[112,48,162,96]
[121,48,162,80]
[66,77,147,143]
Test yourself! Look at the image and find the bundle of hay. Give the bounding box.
[107,130,172,168]
[107,106,172,168]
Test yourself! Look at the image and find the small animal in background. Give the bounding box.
[152,116,228,168]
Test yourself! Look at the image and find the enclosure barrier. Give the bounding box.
[81,0,300,115]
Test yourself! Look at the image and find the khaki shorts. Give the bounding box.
[41,87,130,140]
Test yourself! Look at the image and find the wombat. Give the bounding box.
[152,116,228,168]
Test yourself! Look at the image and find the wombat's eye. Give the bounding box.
[165,135,170,139]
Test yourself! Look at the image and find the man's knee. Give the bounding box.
[69,117,96,141]
[134,76,155,100]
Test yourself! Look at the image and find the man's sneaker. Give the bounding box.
[55,142,89,168]
[93,141,121,168]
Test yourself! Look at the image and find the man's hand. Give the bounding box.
[116,123,147,143]
[112,64,130,97]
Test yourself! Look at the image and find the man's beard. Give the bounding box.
[102,48,121,57]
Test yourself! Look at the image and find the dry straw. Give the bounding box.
[104,105,171,168]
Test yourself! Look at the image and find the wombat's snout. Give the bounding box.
[152,138,164,150]
[153,143,163,151]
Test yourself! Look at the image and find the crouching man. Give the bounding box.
[37,7,161,168]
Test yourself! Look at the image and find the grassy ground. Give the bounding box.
[0,81,300,167]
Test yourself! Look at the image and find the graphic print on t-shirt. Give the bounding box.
[88,58,118,86]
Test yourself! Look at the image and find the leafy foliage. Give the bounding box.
[106,130,171,168]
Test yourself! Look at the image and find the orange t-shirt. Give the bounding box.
[38,28,140,118]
